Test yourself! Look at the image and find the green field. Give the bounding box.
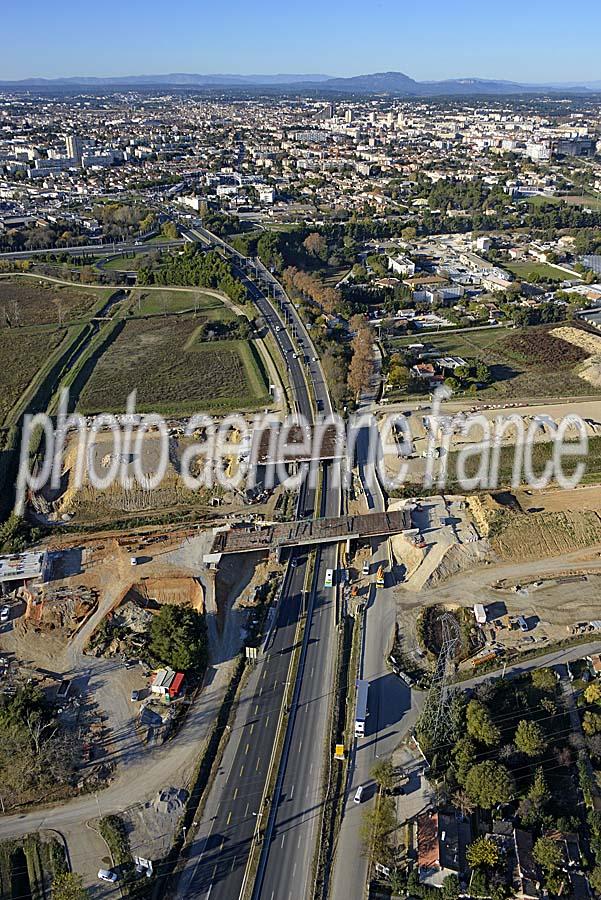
[129,288,235,318]
[525,195,562,208]
[100,254,138,271]
[78,315,270,414]
[389,326,511,358]
[505,261,572,282]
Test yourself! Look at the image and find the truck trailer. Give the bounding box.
[355,679,369,738]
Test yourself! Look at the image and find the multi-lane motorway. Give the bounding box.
[174,225,342,900]
[0,238,184,260]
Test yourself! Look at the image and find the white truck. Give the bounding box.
[355,679,369,738]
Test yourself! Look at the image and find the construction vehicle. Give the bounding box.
[376,565,385,589]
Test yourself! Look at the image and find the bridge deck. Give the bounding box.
[207,508,411,556]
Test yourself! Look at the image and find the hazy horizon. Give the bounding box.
[2,0,600,84]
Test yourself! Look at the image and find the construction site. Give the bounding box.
[0,512,285,807]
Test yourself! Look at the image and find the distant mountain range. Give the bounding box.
[1,71,600,95]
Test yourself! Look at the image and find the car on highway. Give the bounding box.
[0,605,10,624]
[362,560,370,576]
[324,568,334,588]
[354,785,364,803]
[131,690,140,702]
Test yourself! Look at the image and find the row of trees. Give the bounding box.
[282,266,340,315]
[347,314,375,399]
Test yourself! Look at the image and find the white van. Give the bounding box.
[98,869,118,883]
[354,785,364,804]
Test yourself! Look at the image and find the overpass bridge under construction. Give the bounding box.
[203,508,411,562]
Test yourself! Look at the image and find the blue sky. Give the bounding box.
[2,0,600,83]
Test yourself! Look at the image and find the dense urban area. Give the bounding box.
[2,82,601,900]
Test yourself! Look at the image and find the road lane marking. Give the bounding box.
[240,765,244,777]
[254,704,259,714]
[264,715,269,727]
[245,803,249,816]
[290,784,295,798]
[250,723,254,734]
[281,834,286,847]
[245,743,249,755]
[226,811,232,825]
[233,788,238,800]
[256,756,261,770]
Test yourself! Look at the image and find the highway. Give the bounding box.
[240,250,349,900]
[173,224,341,900]
[253,466,340,900]
[174,226,399,899]
[330,349,422,900]
[247,257,343,900]
[0,238,184,259]
[174,544,314,900]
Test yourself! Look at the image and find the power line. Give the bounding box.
[419,612,461,742]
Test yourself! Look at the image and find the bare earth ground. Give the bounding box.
[0,529,272,892]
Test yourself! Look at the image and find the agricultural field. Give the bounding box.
[129,288,236,318]
[0,278,108,327]
[505,260,572,282]
[390,324,601,400]
[78,314,270,414]
[0,327,66,425]
[492,327,599,398]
